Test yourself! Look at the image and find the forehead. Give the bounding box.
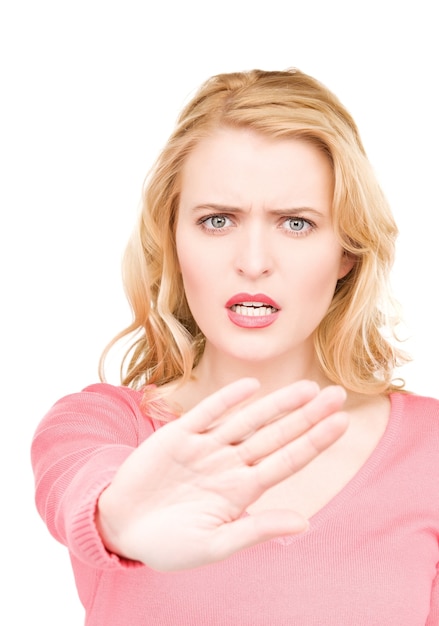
[179,127,334,209]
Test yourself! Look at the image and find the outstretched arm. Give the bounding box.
[96,378,348,571]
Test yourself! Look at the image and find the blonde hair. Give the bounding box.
[100,68,409,394]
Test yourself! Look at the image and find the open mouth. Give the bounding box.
[230,302,279,316]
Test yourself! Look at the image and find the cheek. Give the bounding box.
[176,239,210,297]
[176,225,223,292]
[298,249,343,300]
[177,255,216,327]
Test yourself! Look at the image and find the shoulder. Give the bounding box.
[48,382,145,420]
[392,391,439,416]
[34,383,167,446]
[80,382,144,409]
[390,391,439,442]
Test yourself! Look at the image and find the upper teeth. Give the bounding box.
[231,303,277,316]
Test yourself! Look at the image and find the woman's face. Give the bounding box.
[175,127,353,366]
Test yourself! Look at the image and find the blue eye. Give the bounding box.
[210,216,228,228]
[287,218,308,231]
[278,216,316,236]
[281,217,315,235]
[201,215,232,230]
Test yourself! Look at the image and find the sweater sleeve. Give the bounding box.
[31,384,154,570]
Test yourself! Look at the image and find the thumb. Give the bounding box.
[212,510,309,561]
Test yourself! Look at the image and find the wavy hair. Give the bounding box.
[100,68,409,394]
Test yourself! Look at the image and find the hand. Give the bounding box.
[96,378,348,571]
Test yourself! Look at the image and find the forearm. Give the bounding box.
[31,384,152,568]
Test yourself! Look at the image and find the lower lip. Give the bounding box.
[227,309,280,329]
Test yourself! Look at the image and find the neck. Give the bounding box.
[169,342,336,413]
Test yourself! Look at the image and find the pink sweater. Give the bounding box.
[31,384,439,625]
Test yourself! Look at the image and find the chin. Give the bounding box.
[226,346,286,364]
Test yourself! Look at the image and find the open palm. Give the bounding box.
[97,378,348,571]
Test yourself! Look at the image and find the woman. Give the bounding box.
[31,69,439,625]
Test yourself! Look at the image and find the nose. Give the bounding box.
[233,222,274,279]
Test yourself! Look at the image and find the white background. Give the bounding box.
[1,1,438,623]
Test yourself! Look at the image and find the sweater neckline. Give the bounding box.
[141,384,404,545]
[265,391,404,545]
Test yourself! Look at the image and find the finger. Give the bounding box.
[211,510,309,561]
[237,385,347,465]
[255,410,349,490]
[213,380,320,444]
[181,378,260,432]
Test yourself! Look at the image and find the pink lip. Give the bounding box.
[227,309,280,329]
[225,293,280,329]
[225,293,281,309]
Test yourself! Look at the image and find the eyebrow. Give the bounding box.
[191,203,326,218]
